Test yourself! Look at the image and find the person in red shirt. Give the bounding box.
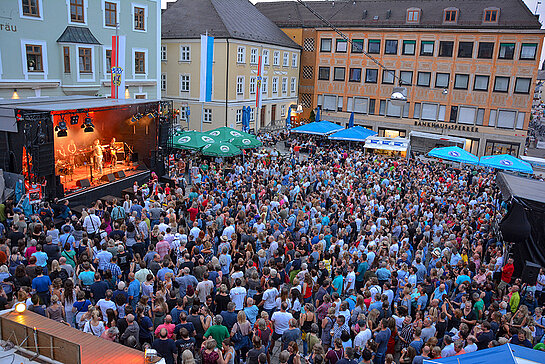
[499,257,515,296]
[187,203,199,222]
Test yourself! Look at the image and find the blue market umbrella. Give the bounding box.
[348,112,354,128]
[479,154,533,174]
[428,146,478,165]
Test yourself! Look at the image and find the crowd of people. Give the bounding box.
[0,135,544,364]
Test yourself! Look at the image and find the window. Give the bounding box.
[354,97,368,113]
[387,100,402,117]
[134,51,145,74]
[236,76,244,95]
[180,46,190,62]
[520,43,538,60]
[497,110,517,129]
[366,69,378,83]
[106,49,111,73]
[417,72,431,87]
[420,41,434,56]
[281,105,287,117]
[349,68,362,82]
[336,39,347,53]
[320,38,332,52]
[454,74,469,89]
[180,75,190,92]
[272,77,278,93]
[250,76,256,94]
[397,41,415,58]
[70,0,84,23]
[236,109,243,124]
[514,78,531,94]
[352,39,364,53]
[477,108,485,125]
[281,77,288,94]
[439,41,453,57]
[473,75,489,91]
[449,106,458,122]
[237,47,245,63]
[160,74,166,91]
[385,40,398,55]
[485,140,519,156]
[382,70,395,84]
[498,43,515,59]
[160,45,167,61]
[323,95,336,111]
[273,51,280,66]
[283,52,289,66]
[262,77,268,93]
[63,46,70,73]
[400,71,412,86]
[458,42,473,58]
[334,67,345,81]
[262,49,269,65]
[407,9,420,23]
[478,42,494,59]
[484,9,498,23]
[105,2,117,27]
[249,108,255,122]
[444,9,457,22]
[368,40,381,54]
[337,97,343,111]
[435,73,449,88]
[369,99,376,115]
[134,6,145,30]
[304,38,315,52]
[292,53,298,68]
[493,76,510,93]
[22,0,40,17]
[516,112,525,129]
[78,47,92,73]
[290,78,296,94]
[318,67,330,81]
[421,103,439,121]
[379,100,386,116]
[250,48,258,64]
[203,109,212,123]
[413,103,421,119]
[458,106,476,124]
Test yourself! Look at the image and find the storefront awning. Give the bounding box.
[365,137,409,151]
[409,131,465,144]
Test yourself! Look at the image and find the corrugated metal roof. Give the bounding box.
[57,26,101,44]
[256,0,542,29]
[161,0,300,49]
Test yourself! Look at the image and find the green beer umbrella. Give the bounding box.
[173,131,218,150]
[229,135,262,149]
[201,141,242,157]
[207,127,254,141]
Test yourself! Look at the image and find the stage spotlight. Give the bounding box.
[81,114,95,133]
[130,113,144,123]
[15,302,26,313]
[146,111,158,119]
[55,121,68,137]
[70,115,79,125]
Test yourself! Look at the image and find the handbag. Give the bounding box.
[232,323,252,350]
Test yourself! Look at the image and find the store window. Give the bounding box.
[485,140,519,156]
[464,138,479,155]
[378,128,406,138]
[402,40,416,55]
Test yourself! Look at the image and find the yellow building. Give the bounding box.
[257,0,545,156]
[161,0,301,132]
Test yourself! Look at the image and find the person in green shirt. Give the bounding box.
[204,315,230,348]
[472,293,485,320]
[509,285,521,314]
[331,268,344,295]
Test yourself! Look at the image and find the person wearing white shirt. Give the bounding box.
[262,285,279,314]
[97,290,117,318]
[354,321,372,350]
[83,209,101,236]
[229,278,247,311]
[344,265,356,294]
[189,222,201,241]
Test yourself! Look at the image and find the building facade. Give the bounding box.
[0,0,160,100]
[257,0,544,156]
[161,0,300,132]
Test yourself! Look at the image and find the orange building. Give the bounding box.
[257,0,544,156]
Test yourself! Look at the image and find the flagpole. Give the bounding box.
[200,31,208,132]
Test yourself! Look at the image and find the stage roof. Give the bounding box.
[0,96,159,112]
[497,172,545,204]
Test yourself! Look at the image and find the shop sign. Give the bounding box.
[367,139,408,147]
[0,23,17,32]
[414,120,479,133]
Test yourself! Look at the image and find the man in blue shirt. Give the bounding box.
[127,273,140,309]
[31,266,51,306]
[331,269,344,295]
[376,261,391,285]
[416,285,429,311]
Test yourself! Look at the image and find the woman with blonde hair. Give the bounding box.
[83,309,105,337]
[231,311,252,363]
[46,294,65,322]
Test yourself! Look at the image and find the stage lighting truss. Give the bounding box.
[55,117,68,138]
[81,112,95,132]
[131,113,144,123]
[70,114,79,125]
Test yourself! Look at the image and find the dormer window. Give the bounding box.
[483,8,499,23]
[444,8,458,23]
[406,8,421,23]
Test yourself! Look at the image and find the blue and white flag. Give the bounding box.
[348,111,354,128]
[286,106,292,129]
[199,34,214,102]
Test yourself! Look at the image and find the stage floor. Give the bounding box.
[59,161,144,195]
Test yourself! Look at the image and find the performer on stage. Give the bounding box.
[92,139,104,174]
[110,137,118,165]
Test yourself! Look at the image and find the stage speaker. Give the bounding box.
[131,153,139,162]
[76,178,91,188]
[521,261,541,286]
[101,173,115,182]
[32,142,55,176]
[114,170,126,179]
